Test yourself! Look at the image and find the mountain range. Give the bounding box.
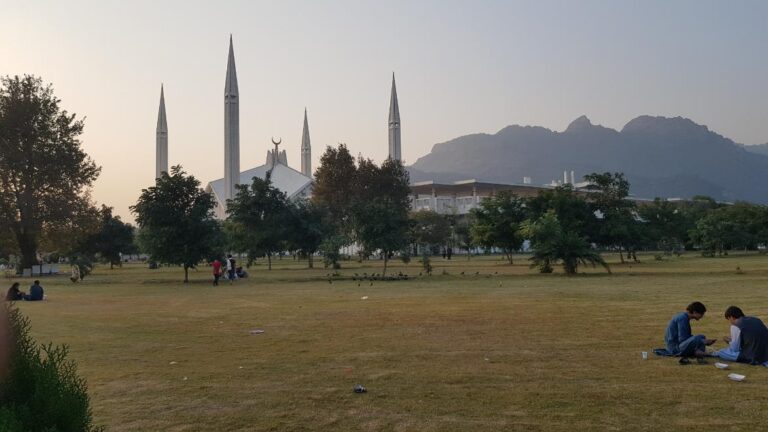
[408,116,768,204]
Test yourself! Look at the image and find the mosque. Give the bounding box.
[154,36,402,219]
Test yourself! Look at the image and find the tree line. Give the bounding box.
[2,75,768,281]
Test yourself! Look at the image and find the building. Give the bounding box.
[410,179,550,215]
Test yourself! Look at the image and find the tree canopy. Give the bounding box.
[226,174,290,270]
[470,191,527,264]
[0,75,101,269]
[131,166,221,282]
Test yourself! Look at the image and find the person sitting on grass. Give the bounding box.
[23,280,44,301]
[5,283,24,301]
[713,306,768,366]
[664,301,716,357]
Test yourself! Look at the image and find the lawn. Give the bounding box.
[11,253,768,431]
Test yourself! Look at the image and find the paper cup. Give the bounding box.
[641,351,648,360]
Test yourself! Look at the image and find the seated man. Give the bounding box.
[24,280,44,301]
[664,301,716,357]
[714,306,768,366]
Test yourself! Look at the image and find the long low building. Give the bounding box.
[410,179,557,215]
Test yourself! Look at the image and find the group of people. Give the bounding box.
[664,301,768,366]
[211,255,248,286]
[5,281,45,302]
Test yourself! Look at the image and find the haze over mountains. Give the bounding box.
[408,116,768,204]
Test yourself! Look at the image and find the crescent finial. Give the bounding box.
[271,137,282,145]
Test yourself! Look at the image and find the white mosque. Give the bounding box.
[155,36,403,219]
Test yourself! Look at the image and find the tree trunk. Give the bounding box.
[618,247,625,263]
[383,253,389,277]
[308,253,313,269]
[17,231,38,271]
[110,262,114,270]
[184,265,189,283]
[267,253,272,270]
[506,250,514,265]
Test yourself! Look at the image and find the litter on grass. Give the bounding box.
[353,384,367,393]
[361,296,368,300]
[169,361,178,365]
[715,362,729,369]
[250,329,265,335]
[728,373,746,382]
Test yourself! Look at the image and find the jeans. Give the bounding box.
[715,348,768,367]
[676,334,706,357]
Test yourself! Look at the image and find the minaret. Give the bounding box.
[224,35,240,204]
[388,73,401,161]
[155,84,168,179]
[301,108,311,177]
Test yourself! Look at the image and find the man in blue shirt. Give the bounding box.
[24,280,44,301]
[664,301,716,357]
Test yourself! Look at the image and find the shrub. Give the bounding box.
[0,305,102,432]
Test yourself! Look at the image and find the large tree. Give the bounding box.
[89,206,136,269]
[352,157,411,275]
[410,210,451,254]
[470,191,527,264]
[583,172,638,262]
[312,144,357,267]
[285,199,325,268]
[131,166,221,282]
[0,75,101,269]
[226,174,290,270]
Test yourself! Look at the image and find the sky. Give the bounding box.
[2,0,767,221]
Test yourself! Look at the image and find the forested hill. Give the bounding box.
[408,116,768,204]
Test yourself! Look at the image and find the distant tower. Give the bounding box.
[388,73,401,161]
[301,108,312,177]
[224,35,240,204]
[155,84,168,179]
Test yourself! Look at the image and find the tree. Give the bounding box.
[583,172,638,262]
[526,184,598,239]
[89,206,136,269]
[312,144,357,231]
[131,166,221,282]
[470,191,527,264]
[0,75,101,269]
[409,210,450,254]
[639,198,689,253]
[285,199,325,268]
[352,157,411,276]
[522,210,610,275]
[453,215,476,259]
[226,174,290,270]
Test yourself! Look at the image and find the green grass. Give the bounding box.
[11,253,768,431]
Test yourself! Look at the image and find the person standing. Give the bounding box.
[212,258,222,286]
[226,255,236,284]
[664,301,716,357]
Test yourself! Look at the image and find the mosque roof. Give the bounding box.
[206,162,313,218]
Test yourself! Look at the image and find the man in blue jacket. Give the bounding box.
[664,301,716,357]
[24,280,44,301]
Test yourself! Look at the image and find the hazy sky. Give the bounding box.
[2,0,767,221]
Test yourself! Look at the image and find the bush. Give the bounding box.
[0,305,102,432]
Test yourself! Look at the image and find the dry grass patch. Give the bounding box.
[12,253,768,431]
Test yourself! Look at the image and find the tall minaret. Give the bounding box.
[224,35,240,204]
[388,73,401,161]
[155,84,168,179]
[300,108,311,177]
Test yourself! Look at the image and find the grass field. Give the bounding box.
[11,253,768,431]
